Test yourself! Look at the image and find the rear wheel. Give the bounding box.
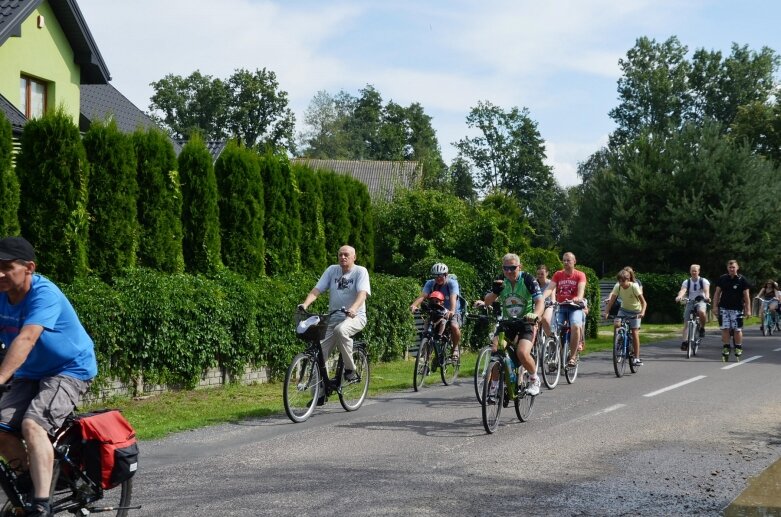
[413,338,430,391]
[612,329,627,378]
[762,313,769,336]
[43,460,134,517]
[514,368,535,422]
[440,339,459,386]
[284,353,321,423]
[474,346,492,403]
[481,361,503,434]
[541,336,560,389]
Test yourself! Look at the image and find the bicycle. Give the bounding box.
[612,314,641,377]
[756,296,779,336]
[412,301,459,391]
[480,318,538,434]
[541,301,581,388]
[680,296,708,358]
[283,308,370,423]
[0,386,137,516]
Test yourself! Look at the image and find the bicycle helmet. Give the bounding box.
[431,263,449,276]
[428,291,445,304]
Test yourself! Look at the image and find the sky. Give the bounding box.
[76,0,781,187]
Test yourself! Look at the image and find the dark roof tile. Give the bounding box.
[292,159,420,200]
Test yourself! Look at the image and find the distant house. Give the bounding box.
[0,0,160,146]
[292,158,421,201]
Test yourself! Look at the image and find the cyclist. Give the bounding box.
[476,253,544,399]
[712,260,751,361]
[0,237,97,517]
[536,264,554,338]
[604,269,648,366]
[674,264,711,351]
[299,245,370,385]
[410,263,463,361]
[755,280,780,333]
[542,252,587,368]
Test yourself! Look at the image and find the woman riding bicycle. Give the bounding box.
[756,280,781,332]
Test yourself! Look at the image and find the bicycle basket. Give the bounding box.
[295,313,329,341]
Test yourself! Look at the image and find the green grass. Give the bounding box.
[93,318,754,440]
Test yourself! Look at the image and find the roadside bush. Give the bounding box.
[635,272,685,323]
[16,108,89,282]
[293,164,327,272]
[83,120,138,280]
[0,114,19,235]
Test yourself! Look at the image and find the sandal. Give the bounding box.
[567,359,577,368]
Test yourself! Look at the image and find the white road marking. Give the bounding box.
[643,375,706,398]
[721,355,762,369]
[774,347,781,352]
[569,404,626,423]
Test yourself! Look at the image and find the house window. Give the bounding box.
[20,75,47,118]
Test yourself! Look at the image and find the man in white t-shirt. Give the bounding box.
[299,245,371,382]
[674,264,711,351]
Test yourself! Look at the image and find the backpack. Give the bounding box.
[74,409,139,489]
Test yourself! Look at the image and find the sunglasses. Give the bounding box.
[503,265,519,271]
[434,273,447,278]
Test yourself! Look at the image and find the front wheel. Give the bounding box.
[613,329,627,378]
[686,320,695,359]
[541,336,560,389]
[339,346,370,411]
[481,361,504,434]
[284,353,321,423]
[413,338,430,391]
[440,340,459,386]
[474,345,492,403]
[514,368,535,422]
[565,352,578,384]
[762,313,769,336]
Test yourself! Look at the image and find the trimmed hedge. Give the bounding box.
[63,268,419,392]
[0,114,19,236]
[635,272,687,323]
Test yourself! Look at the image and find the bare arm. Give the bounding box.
[0,324,44,384]
[347,290,369,318]
[410,291,427,312]
[300,288,321,310]
[712,287,722,315]
[742,289,751,317]
[603,293,617,318]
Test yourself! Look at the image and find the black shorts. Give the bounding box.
[496,320,535,344]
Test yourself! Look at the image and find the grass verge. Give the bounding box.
[93,318,748,440]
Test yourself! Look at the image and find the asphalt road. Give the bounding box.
[134,328,781,516]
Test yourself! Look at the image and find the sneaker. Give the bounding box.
[526,376,541,396]
[343,369,358,382]
[27,503,52,517]
[487,382,498,404]
[452,348,460,362]
[632,358,643,366]
[699,327,705,338]
[308,395,326,407]
[680,341,688,351]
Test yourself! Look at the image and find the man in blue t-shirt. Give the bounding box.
[410,263,463,360]
[0,236,97,517]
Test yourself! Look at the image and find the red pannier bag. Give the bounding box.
[77,409,139,489]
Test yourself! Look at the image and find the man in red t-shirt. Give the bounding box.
[542,252,587,367]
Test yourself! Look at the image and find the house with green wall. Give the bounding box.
[0,0,158,144]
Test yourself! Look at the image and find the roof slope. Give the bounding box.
[80,83,157,134]
[292,158,420,201]
[0,92,27,134]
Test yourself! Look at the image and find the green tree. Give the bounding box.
[345,178,375,270]
[260,153,301,274]
[298,90,354,159]
[149,71,230,140]
[293,164,327,272]
[608,36,691,147]
[16,109,89,282]
[450,157,476,203]
[570,123,781,280]
[215,141,265,277]
[83,120,138,280]
[453,101,562,247]
[132,127,184,273]
[0,114,19,236]
[319,170,351,254]
[179,134,222,274]
[731,100,781,165]
[149,68,296,153]
[227,68,296,152]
